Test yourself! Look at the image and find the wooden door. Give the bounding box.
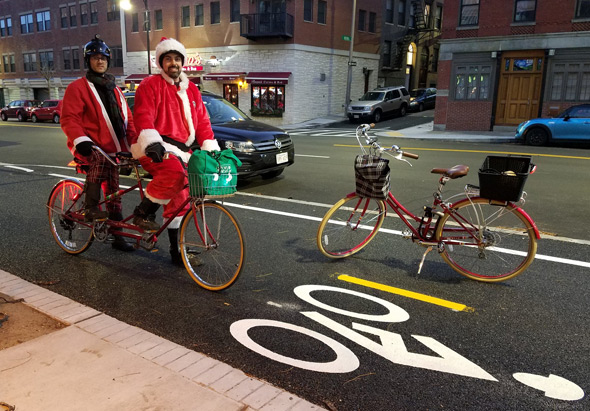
[495,51,544,126]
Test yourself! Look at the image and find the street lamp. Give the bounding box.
[120,0,151,74]
[344,0,357,117]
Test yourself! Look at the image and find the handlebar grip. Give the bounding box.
[402,151,419,160]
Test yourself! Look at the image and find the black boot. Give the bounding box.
[133,197,161,231]
[109,212,135,252]
[84,182,108,222]
[168,228,184,266]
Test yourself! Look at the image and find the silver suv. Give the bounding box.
[347,86,410,123]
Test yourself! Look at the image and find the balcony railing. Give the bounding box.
[240,12,294,39]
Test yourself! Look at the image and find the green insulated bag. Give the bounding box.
[188,149,242,197]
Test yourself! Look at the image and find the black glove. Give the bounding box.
[145,142,165,163]
[76,141,94,157]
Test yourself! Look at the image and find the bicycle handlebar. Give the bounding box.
[355,124,419,162]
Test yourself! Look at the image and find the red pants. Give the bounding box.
[140,156,190,222]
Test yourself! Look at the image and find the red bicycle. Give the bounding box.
[47,146,245,291]
[317,124,539,282]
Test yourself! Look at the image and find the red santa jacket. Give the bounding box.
[61,77,135,159]
[131,71,217,162]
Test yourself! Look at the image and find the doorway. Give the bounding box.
[224,84,239,106]
[495,50,544,126]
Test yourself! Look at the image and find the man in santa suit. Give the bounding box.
[61,35,135,252]
[131,37,220,265]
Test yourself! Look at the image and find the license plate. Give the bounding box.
[276,152,288,164]
[354,114,359,118]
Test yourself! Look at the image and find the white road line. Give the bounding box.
[4,165,33,172]
[295,154,330,158]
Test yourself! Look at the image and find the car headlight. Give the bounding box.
[225,140,254,153]
[365,106,372,111]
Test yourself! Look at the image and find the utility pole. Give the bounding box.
[344,0,357,117]
[144,0,151,74]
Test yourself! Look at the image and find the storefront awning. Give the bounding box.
[188,77,201,84]
[245,72,291,85]
[125,74,150,83]
[202,72,246,81]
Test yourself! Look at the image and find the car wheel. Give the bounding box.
[53,114,60,124]
[373,109,382,123]
[525,128,549,146]
[31,114,38,123]
[399,105,407,117]
[0,112,6,121]
[418,103,424,112]
[261,169,284,180]
[17,112,26,122]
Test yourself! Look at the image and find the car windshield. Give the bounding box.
[410,89,426,97]
[559,106,590,119]
[202,95,248,124]
[359,92,384,101]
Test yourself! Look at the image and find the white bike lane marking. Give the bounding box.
[230,285,585,401]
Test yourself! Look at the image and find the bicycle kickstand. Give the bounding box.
[417,246,434,276]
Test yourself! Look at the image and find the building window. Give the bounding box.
[107,0,120,21]
[0,18,8,37]
[60,7,68,28]
[550,63,590,101]
[3,55,16,73]
[181,6,190,27]
[6,17,12,36]
[230,0,240,23]
[454,65,491,100]
[224,84,238,106]
[576,0,590,17]
[435,5,443,29]
[514,0,536,22]
[398,0,406,25]
[90,2,98,24]
[385,0,393,23]
[39,51,54,71]
[72,48,80,70]
[383,40,392,67]
[63,49,71,70]
[110,47,123,68]
[23,52,37,72]
[358,9,366,31]
[69,5,77,27]
[368,12,376,33]
[20,13,34,34]
[195,4,204,26]
[211,2,220,24]
[318,1,327,24]
[80,3,89,25]
[132,13,139,32]
[304,0,313,22]
[409,3,415,27]
[155,9,163,30]
[459,0,479,26]
[251,85,285,117]
[432,48,439,72]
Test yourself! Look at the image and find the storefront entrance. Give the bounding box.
[495,50,544,126]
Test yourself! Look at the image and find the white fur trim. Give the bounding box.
[155,38,187,70]
[164,216,183,229]
[177,88,195,146]
[134,129,163,159]
[144,190,171,205]
[86,81,122,152]
[200,139,221,152]
[161,142,192,164]
[73,136,93,147]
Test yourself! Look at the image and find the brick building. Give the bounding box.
[435,0,590,131]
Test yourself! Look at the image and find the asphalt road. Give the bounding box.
[0,118,588,410]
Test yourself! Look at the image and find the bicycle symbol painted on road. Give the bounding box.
[230,284,584,402]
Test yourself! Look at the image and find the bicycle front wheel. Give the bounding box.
[317,195,386,258]
[47,179,94,254]
[179,202,245,291]
[435,197,537,282]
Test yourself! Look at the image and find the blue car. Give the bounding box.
[515,104,590,146]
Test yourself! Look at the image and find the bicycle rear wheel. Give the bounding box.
[317,195,386,258]
[435,197,537,282]
[179,201,245,291]
[47,180,94,254]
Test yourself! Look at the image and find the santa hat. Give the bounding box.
[155,37,187,70]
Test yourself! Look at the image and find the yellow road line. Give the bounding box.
[337,273,473,312]
[333,144,590,160]
[0,123,57,129]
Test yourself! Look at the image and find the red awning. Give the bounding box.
[125,74,150,82]
[202,72,246,81]
[245,72,291,85]
[188,76,201,84]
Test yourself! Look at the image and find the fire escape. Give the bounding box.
[392,0,439,70]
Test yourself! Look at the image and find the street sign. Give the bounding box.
[342,35,351,41]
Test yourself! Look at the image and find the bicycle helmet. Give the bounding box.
[84,34,111,67]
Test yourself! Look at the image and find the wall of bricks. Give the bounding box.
[445,101,494,131]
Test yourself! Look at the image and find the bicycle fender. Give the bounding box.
[512,206,541,240]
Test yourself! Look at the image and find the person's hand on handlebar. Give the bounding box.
[75,141,94,157]
[145,142,165,163]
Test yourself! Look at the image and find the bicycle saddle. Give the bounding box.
[431,165,469,179]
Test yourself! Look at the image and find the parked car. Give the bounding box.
[515,104,590,146]
[409,88,437,112]
[31,99,62,123]
[347,86,410,123]
[1,100,42,122]
[199,91,294,179]
[123,91,135,113]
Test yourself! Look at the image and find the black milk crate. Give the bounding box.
[478,155,533,202]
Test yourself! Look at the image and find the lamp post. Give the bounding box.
[344,0,357,117]
[120,0,151,74]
